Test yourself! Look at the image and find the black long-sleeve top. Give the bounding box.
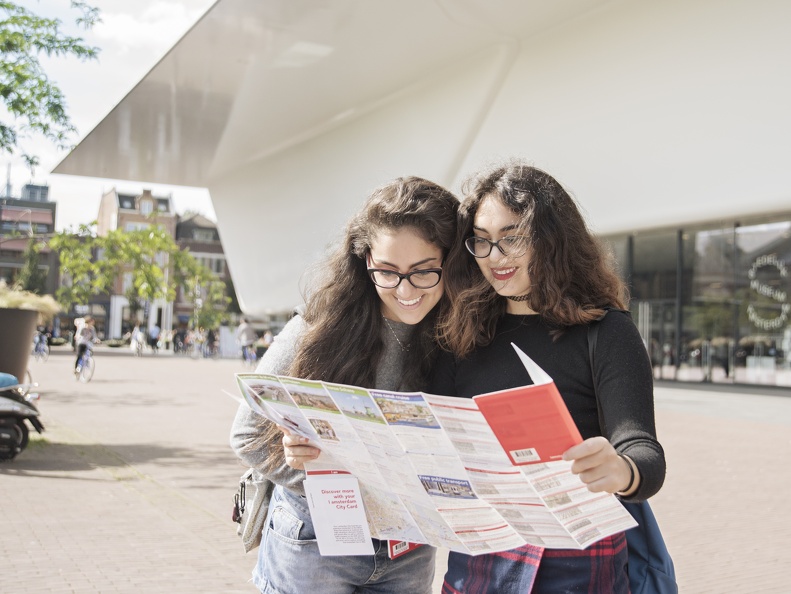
[428,311,666,502]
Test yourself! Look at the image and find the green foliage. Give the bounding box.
[172,245,232,330]
[15,236,47,294]
[48,222,103,309]
[51,224,231,327]
[189,275,231,330]
[22,152,38,178]
[0,1,100,155]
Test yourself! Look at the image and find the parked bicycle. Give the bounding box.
[74,346,95,383]
[32,334,49,362]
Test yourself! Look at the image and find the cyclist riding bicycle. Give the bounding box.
[75,316,99,373]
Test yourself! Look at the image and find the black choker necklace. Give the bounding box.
[506,294,531,302]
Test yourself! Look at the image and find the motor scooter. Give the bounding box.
[0,372,44,461]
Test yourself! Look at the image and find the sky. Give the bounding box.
[5,0,218,230]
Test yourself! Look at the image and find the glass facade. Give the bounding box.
[603,214,791,387]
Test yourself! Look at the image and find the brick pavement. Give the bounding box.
[1,347,256,593]
[648,385,791,593]
[1,346,789,593]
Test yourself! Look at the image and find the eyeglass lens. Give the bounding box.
[465,236,529,258]
[369,269,441,289]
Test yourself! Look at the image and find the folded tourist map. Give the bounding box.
[235,344,636,556]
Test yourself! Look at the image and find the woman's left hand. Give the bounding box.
[279,426,321,470]
[562,436,636,495]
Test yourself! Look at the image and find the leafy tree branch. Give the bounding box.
[0,1,100,155]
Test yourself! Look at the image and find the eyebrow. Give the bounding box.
[473,223,520,234]
[369,255,441,269]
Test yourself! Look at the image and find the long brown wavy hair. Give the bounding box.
[254,176,459,470]
[438,161,627,358]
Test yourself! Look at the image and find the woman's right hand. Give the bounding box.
[279,425,321,470]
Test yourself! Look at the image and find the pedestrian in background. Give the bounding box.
[148,323,161,354]
[236,317,257,362]
[130,324,145,355]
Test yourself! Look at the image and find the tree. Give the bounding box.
[183,273,231,330]
[22,153,39,180]
[47,222,107,309]
[50,224,231,328]
[15,236,47,294]
[172,246,231,330]
[0,1,100,157]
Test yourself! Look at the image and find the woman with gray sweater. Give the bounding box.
[230,176,459,594]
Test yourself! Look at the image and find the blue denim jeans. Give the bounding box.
[254,485,436,594]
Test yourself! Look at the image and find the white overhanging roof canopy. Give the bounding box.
[55,0,791,315]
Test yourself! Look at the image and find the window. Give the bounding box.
[631,231,678,301]
[194,255,225,275]
[140,200,153,215]
[193,229,215,242]
[603,216,791,387]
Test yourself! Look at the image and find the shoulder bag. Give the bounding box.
[232,468,275,553]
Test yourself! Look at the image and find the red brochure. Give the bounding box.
[472,344,583,465]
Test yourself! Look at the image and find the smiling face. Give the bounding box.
[472,194,536,314]
[367,227,444,325]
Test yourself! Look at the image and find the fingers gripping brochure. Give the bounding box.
[235,345,637,556]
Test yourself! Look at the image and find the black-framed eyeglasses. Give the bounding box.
[464,235,529,258]
[367,267,443,289]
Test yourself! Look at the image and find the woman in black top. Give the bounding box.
[433,160,666,594]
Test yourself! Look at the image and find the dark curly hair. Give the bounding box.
[252,176,459,470]
[438,160,627,357]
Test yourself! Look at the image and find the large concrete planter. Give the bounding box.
[0,308,38,381]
